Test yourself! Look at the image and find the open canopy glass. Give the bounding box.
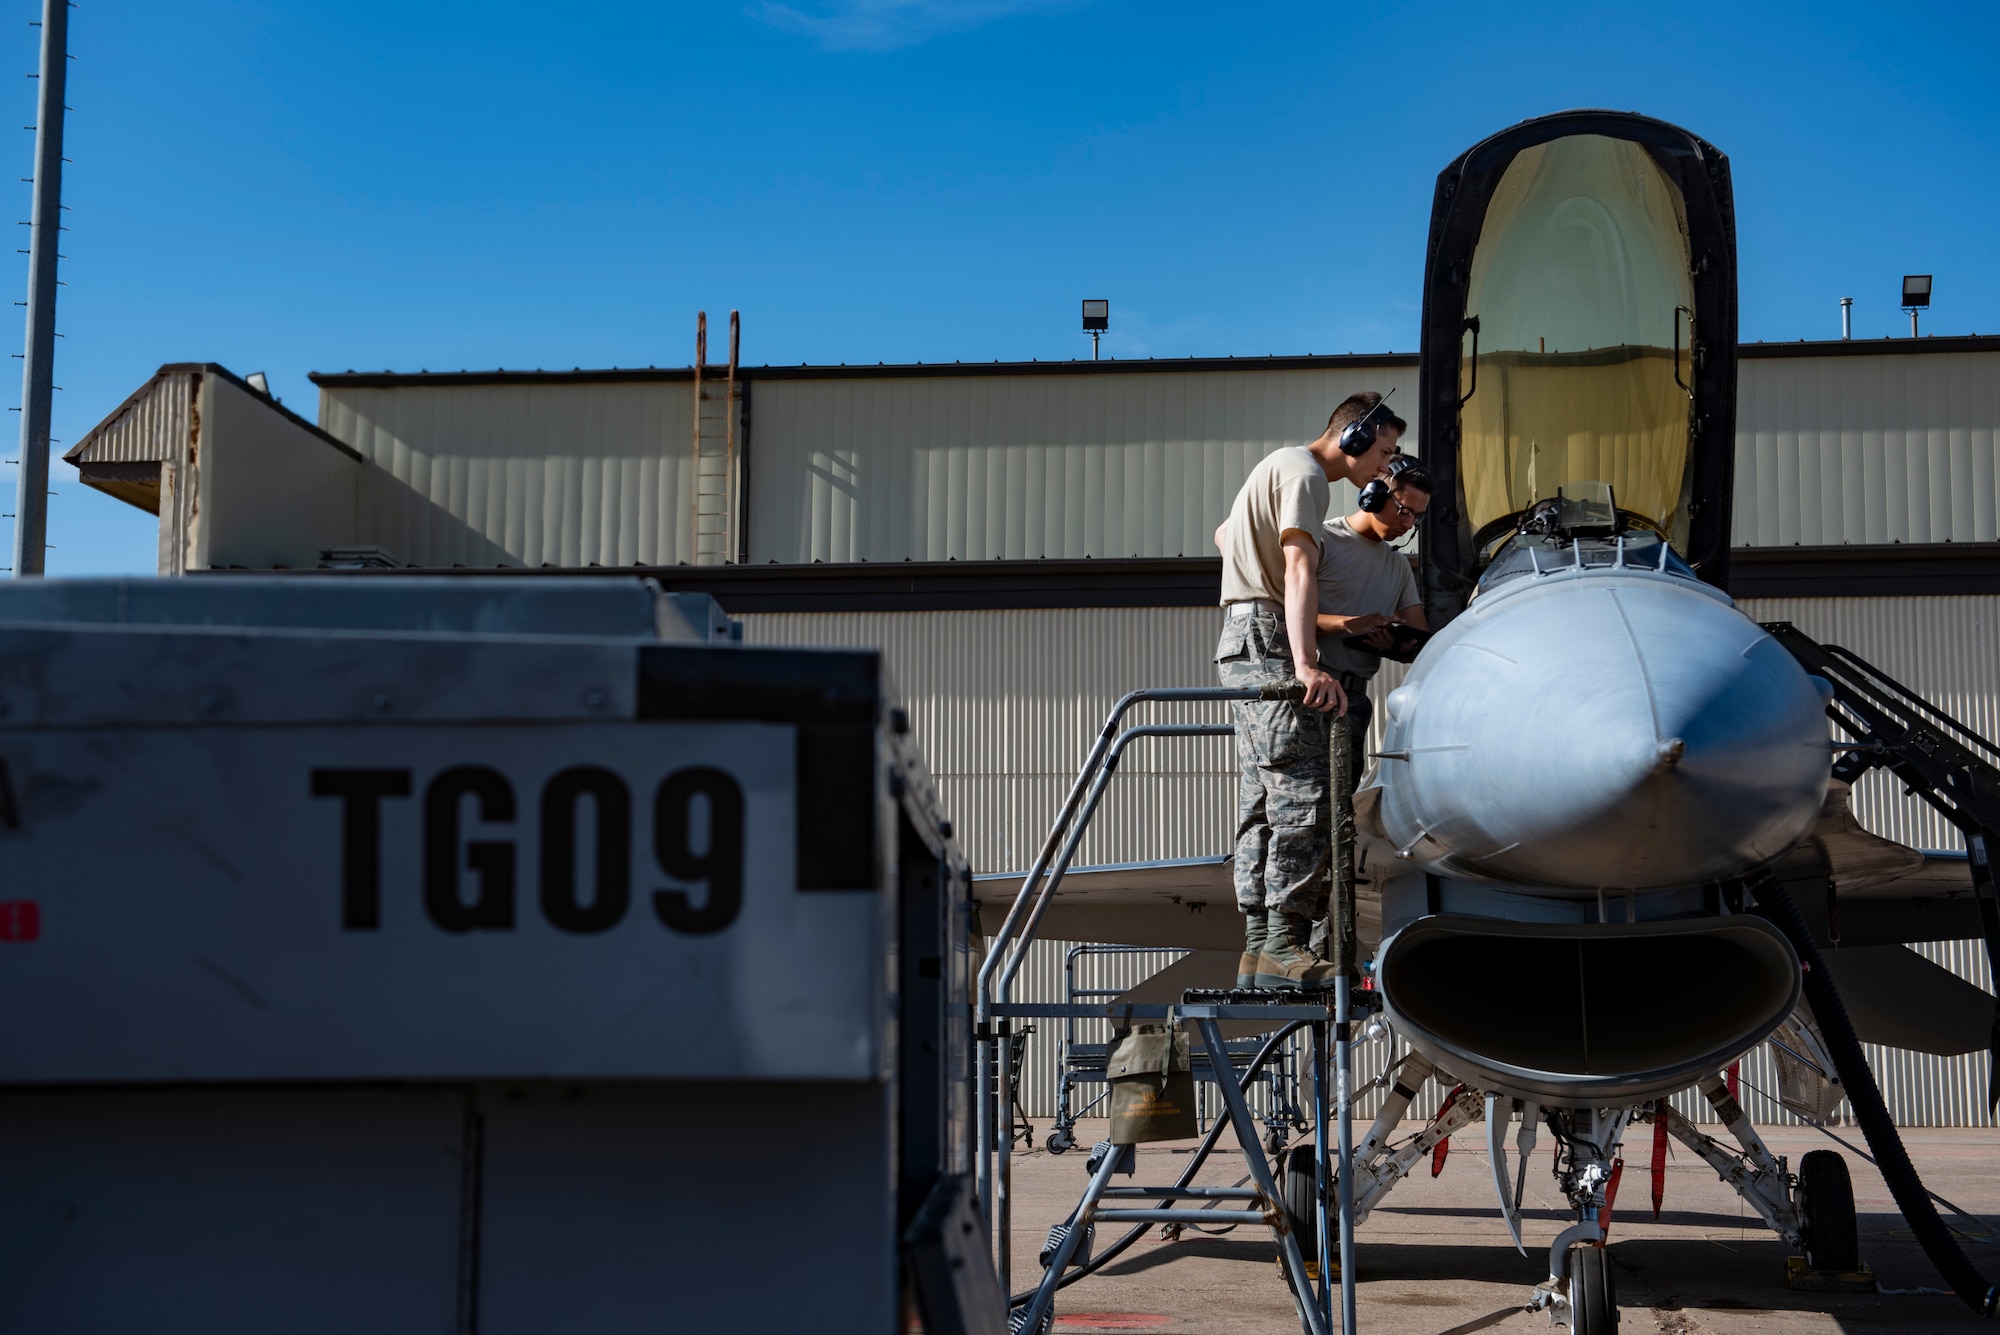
[1458,134,1698,557]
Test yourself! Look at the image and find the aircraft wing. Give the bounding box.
[1817,944,1994,1056]
[1769,782,1993,1054]
[974,851,1387,955]
[1777,781,1984,944]
[973,857,1241,950]
[1798,779,1924,892]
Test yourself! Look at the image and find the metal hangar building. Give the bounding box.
[65,334,2000,1124]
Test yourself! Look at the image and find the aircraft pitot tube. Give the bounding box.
[1366,528,1828,1108]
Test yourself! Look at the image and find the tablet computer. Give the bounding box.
[1341,623,1431,664]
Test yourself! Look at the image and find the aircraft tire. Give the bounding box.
[1282,1143,1318,1257]
[1798,1149,1860,1272]
[1567,1244,1618,1332]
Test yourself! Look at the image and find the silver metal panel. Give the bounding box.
[1373,566,1829,891]
[0,1088,465,1333]
[745,367,1420,564]
[0,620,884,1082]
[1,715,879,1082]
[317,381,697,570]
[476,1081,895,1332]
[0,575,715,643]
[1734,350,2000,547]
[0,623,644,726]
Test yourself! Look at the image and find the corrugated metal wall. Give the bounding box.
[740,367,1418,564]
[299,350,2000,565]
[318,382,697,569]
[1736,595,2000,851]
[67,371,192,466]
[741,599,1990,881]
[1735,350,2000,548]
[743,606,1411,873]
[745,598,1999,1123]
[745,606,1239,872]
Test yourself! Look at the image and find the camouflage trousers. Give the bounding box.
[1216,608,1330,917]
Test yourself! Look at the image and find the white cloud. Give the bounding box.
[752,0,1073,52]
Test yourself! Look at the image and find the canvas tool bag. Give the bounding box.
[1106,1017,1197,1144]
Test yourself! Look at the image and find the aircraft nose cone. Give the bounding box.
[1379,575,1830,889]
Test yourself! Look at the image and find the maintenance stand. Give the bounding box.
[0,578,988,1333]
[979,688,1358,1335]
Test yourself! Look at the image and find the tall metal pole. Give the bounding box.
[1329,712,1358,1333]
[1334,975,1357,1333]
[10,0,67,578]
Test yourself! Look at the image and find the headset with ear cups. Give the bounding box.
[1358,454,1422,514]
[1336,386,1398,457]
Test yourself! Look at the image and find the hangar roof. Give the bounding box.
[301,335,2000,389]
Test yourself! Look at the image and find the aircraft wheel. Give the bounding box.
[1797,1149,1860,1272]
[1566,1244,1618,1332]
[1282,1143,1319,1257]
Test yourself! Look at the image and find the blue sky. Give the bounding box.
[4,0,1997,574]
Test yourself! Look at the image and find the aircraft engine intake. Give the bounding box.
[1376,914,1801,1107]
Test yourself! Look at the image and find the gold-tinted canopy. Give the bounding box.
[1458,134,1697,553]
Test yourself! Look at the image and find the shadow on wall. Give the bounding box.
[344,462,700,571]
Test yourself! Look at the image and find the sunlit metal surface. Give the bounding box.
[1374,560,1830,889]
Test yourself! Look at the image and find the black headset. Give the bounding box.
[1358,455,1427,514]
[1336,387,1397,457]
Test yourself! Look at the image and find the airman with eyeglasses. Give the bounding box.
[1314,457,1434,775]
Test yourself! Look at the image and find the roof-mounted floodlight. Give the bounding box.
[1081,298,1108,360]
[1902,274,1932,337]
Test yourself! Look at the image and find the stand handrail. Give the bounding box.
[971,685,1284,1246]
[996,723,1231,1002]
[974,688,1267,1013]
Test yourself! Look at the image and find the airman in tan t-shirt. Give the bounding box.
[1211,392,1403,989]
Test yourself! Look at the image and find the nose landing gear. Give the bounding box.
[1796,1149,1860,1274]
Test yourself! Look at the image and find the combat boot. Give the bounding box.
[1236,910,1268,989]
[1253,910,1338,991]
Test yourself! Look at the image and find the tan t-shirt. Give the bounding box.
[1219,447,1331,605]
[1314,515,1422,678]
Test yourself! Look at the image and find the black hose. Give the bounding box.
[1755,876,1999,1317]
[1009,1020,1308,1306]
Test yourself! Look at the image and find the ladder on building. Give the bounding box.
[690,310,742,565]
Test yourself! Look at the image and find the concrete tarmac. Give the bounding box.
[1002,1120,2000,1333]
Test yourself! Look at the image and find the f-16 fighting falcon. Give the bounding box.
[979,110,2000,1332]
